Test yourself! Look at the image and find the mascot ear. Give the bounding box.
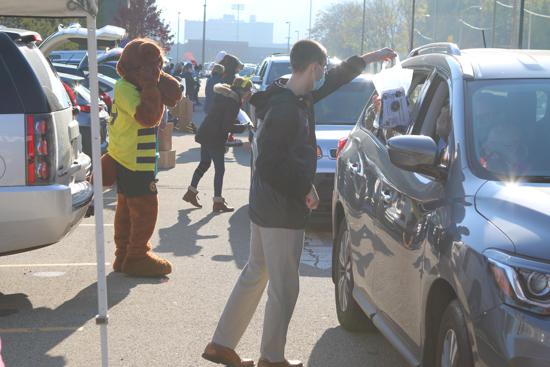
[159,72,183,107]
[116,39,143,79]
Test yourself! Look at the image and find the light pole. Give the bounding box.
[232,3,245,42]
[309,0,313,39]
[176,11,180,63]
[286,21,291,52]
[360,0,366,54]
[409,0,416,52]
[202,0,206,66]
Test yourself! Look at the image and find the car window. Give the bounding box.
[99,80,113,93]
[266,62,291,84]
[0,56,25,113]
[411,74,451,168]
[362,95,378,132]
[258,61,268,79]
[18,44,71,111]
[98,64,119,80]
[314,81,373,125]
[467,79,550,180]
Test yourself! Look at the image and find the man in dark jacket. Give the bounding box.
[202,40,396,367]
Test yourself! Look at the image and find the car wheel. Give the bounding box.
[334,219,376,332]
[435,300,474,367]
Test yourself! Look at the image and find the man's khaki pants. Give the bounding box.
[212,222,304,362]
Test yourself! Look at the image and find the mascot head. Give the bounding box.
[115,38,182,127]
[117,38,164,89]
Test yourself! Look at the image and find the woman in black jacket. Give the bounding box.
[183,77,252,212]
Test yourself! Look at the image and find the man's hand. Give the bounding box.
[305,185,320,210]
[362,47,397,64]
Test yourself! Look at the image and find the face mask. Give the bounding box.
[313,73,325,91]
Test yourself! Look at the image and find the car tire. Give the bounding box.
[334,219,376,332]
[435,300,474,367]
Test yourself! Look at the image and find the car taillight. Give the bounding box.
[26,115,53,185]
[62,82,78,107]
[26,116,36,184]
[336,137,348,158]
[100,91,112,108]
[317,146,322,159]
[79,104,91,113]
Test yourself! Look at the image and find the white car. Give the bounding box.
[0,27,93,255]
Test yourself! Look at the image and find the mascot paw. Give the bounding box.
[159,72,183,108]
[122,252,172,277]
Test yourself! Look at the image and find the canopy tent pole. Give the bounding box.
[86,11,110,367]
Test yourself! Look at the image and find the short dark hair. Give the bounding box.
[290,40,327,72]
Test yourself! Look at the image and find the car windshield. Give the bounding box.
[467,79,550,180]
[266,61,291,84]
[314,81,373,125]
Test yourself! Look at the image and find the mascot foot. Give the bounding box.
[122,253,172,277]
[113,255,125,272]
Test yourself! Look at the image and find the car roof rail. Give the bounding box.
[408,42,461,58]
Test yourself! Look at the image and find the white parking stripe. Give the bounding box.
[79,223,114,227]
[0,263,110,268]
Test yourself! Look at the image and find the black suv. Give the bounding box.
[333,43,550,366]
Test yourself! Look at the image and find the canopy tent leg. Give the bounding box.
[86,12,110,367]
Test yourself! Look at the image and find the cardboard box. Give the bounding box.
[158,122,173,151]
[158,150,176,170]
[169,97,194,130]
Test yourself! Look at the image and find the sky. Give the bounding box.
[156,0,341,45]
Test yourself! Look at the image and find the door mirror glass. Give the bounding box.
[251,75,262,84]
[388,135,444,179]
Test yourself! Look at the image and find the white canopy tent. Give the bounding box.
[2,1,109,365]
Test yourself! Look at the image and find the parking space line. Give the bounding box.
[0,263,110,268]
[80,224,114,227]
[0,326,84,334]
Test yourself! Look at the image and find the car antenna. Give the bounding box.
[481,29,487,48]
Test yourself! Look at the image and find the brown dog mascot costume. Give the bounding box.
[101,38,182,277]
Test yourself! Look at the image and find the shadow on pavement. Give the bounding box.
[227,144,251,168]
[307,327,406,367]
[0,274,161,367]
[176,146,201,165]
[156,208,217,257]
[221,206,333,278]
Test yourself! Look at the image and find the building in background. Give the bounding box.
[173,14,287,64]
[185,15,273,47]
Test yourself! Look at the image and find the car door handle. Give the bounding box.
[349,163,360,174]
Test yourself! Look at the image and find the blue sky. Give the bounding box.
[156,0,341,44]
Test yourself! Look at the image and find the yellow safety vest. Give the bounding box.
[107,78,157,172]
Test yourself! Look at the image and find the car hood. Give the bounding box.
[315,124,353,142]
[475,180,550,261]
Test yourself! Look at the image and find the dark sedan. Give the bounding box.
[333,44,550,367]
[60,73,109,157]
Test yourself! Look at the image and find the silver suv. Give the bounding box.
[0,27,92,255]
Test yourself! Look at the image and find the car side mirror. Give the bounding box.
[251,75,262,84]
[388,135,445,180]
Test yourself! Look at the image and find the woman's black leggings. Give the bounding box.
[190,143,225,197]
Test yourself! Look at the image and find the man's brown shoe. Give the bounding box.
[183,187,202,208]
[202,343,255,367]
[258,359,303,367]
